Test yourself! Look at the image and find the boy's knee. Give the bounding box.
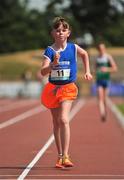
[59,117,69,126]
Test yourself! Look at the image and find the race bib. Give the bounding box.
[50,69,70,80]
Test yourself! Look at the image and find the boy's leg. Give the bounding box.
[59,100,73,156]
[103,87,109,117]
[51,107,64,168]
[97,86,106,120]
[50,107,62,155]
[58,100,74,167]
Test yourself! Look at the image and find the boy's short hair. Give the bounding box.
[96,43,106,50]
[52,17,70,30]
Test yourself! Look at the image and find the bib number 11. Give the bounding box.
[57,70,64,77]
[51,69,70,80]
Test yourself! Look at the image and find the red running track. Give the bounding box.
[0,97,124,180]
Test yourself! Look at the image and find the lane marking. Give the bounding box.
[0,100,39,113]
[107,98,124,129]
[0,174,124,177]
[17,99,85,180]
[24,179,123,180]
[0,105,46,129]
[1,174,124,179]
[0,179,124,180]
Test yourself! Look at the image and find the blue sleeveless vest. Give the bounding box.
[43,42,77,85]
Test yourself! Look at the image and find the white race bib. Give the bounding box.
[50,69,70,80]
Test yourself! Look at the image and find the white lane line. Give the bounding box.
[1,174,124,177]
[0,100,38,113]
[1,179,124,180]
[0,105,46,129]
[26,174,124,177]
[107,98,124,129]
[25,179,123,180]
[17,99,85,180]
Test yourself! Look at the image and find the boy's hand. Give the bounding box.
[100,67,109,72]
[52,52,60,65]
[84,72,93,81]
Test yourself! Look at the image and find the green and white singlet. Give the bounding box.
[96,54,111,81]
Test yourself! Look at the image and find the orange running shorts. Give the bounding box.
[41,82,78,108]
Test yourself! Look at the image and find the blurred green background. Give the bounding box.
[1,0,124,54]
[0,0,124,80]
[0,0,124,111]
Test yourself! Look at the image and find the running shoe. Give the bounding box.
[55,156,63,168]
[62,155,74,167]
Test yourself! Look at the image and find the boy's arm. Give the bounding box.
[41,58,51,76]
[41,52,60,76]
[108,54,117,72]
[76,44,92,80]
[100,54,118,73]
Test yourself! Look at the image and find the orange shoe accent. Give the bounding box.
[55,157,63,168]
[62,155,74,167]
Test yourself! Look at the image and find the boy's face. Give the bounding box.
[98,44,106,54]
[52,23,70,42]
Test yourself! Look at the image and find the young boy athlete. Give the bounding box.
[95,43,117,121]
[41,17,92,168]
